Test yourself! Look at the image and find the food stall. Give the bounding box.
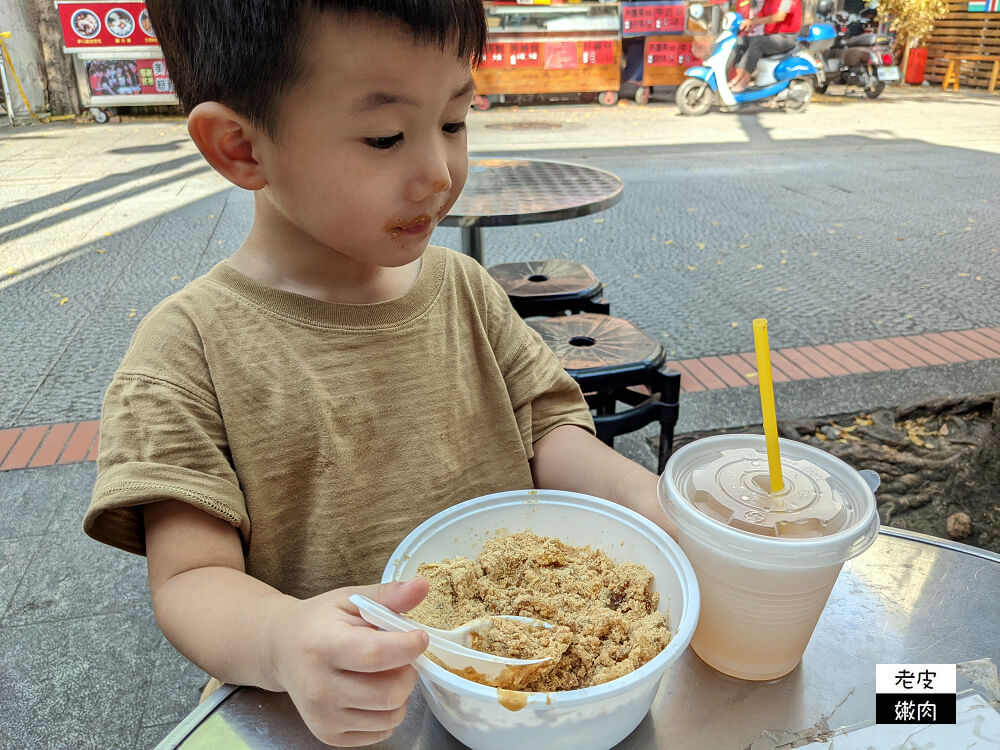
[622,1,733,102]
[53,0,176,122]
[472,1,622,109]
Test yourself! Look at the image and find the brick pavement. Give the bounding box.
[3,326,998,473]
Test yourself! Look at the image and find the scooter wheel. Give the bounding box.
[471,95,492,111]
[783,78,814,113]
[599,90,619,106]
[864,80,885,98]
[675,79,713,116]
[634,86,651,105]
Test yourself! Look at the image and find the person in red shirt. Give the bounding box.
[728,0,802,92]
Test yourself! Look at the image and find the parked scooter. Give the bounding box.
[814,0,899,98]
[675,6,836,115]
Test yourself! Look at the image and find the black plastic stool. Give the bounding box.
[488,259,610,318]
[527,313,681,472]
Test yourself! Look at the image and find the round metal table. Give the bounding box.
[155,528,1000,750]
[441,157,625,264]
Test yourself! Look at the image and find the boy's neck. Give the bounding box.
[228,207,423,306]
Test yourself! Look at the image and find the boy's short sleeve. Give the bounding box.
[84,333,250,557]
[479,270,596,454]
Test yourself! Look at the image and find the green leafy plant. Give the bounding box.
[878,0,950,51]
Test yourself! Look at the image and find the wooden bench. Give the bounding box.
[941,54,1000,93]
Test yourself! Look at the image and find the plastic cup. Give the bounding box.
[659,434,879,681]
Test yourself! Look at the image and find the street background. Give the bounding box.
[1,87,999,748]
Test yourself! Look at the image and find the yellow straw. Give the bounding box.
[752,318,784,493]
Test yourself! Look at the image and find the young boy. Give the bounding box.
[83,1,673,746]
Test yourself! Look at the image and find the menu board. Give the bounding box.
[621,2,686,37]
[507,42,542,68]
[581,41,615,66]
[646,39,701,67]
[56,1,159,50]
[84,58,174,96]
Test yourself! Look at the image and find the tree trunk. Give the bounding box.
[953,397,1000,489]
[28,0,79,115]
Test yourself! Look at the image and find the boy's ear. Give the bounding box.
[187,102,268,191]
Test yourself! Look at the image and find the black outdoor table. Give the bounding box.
[440,157,625,264]
[154,527,1000,749]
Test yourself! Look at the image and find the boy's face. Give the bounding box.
[254,14,475,269]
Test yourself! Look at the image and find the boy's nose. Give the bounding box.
[406,149,453,203]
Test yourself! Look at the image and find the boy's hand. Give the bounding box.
[268,577,431,747]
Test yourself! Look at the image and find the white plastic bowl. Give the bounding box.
[381,489,700,750]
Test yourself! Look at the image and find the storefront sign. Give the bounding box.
[646,40,700,67]
[544,42,579,70]
[582,40,615,65]
[508,42,542,68]
[56,1,158,50]
[622,2,686,37]
[482,43,506,68]
[84,57,174,96]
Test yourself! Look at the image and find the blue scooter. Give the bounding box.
[676,8,836,115]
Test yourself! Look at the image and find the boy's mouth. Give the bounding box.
[388,214,434,237]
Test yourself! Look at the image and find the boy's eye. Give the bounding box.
[442,122,466,135]
[366,133,403,150]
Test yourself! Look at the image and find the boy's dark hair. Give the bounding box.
[146,1,487,140]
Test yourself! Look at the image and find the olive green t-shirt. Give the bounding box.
[84,245,594,598]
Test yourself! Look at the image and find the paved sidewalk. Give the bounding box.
[1,89,999,749]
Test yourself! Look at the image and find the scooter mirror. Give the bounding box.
[689,3,705,20]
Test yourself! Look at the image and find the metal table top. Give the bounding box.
[156,528,1000,750]
[440,157,624,229]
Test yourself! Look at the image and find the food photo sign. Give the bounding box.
[55,1,159,50]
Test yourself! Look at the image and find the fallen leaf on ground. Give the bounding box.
[59,298,68,305]
[686,265,697,271]
[696,242,706,250]
[731,321,739,328]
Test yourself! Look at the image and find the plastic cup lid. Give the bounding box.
[690,446,845,537]
[660,435,880,568]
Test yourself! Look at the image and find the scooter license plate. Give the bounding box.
[877,65,900,82]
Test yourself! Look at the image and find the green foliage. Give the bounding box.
[878,0,950,48]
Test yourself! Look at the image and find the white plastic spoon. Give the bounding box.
[349,594,554,685]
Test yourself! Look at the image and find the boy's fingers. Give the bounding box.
[338,665,420,711]
[355,577,430,615]
[338,703,411,733]
[337,627,429,673]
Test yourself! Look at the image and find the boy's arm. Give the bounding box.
[144,500,429,746]
[529,424,679,540]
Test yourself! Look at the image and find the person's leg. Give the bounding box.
[729,36,752,89]
[733,34,795,91]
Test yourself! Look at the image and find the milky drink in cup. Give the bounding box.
[659,434,879,681]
